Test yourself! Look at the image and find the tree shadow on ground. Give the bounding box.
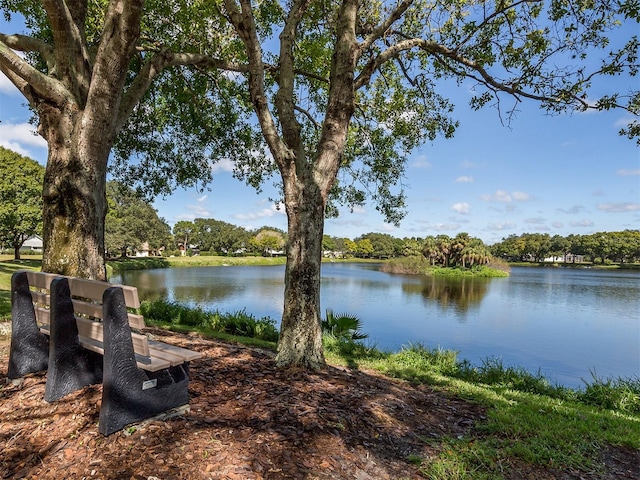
[0,258,42,276]
[0,332,487,479]
[2,331,636,480]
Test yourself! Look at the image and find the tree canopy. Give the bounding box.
[105,182,172,258]
[1,0,637,369]
[0,146,44,259]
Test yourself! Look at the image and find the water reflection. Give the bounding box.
[112,263,640,387]
[401,275,491,316]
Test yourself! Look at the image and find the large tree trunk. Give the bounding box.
[40,105,110,280]
[275,178,327,370]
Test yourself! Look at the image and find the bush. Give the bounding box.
[140,299,279,342]
[579,372,640,414]
[380,256,430,274]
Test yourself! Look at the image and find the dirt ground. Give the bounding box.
[1,326,638,479]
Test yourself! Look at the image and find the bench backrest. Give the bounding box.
[25,270,145,329]
[22,270,152,360]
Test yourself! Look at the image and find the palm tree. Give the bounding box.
[322,310,369,341]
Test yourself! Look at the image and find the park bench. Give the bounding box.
[6,270,202,436]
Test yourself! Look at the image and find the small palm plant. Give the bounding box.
[322,309,369,342]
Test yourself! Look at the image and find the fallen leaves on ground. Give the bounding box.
[0,327,638,479]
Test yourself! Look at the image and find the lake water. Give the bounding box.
[111,264,640,388]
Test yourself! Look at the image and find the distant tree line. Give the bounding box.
[0,147,44,259]
[2,164,637,267]
[490,231,640,264]
[323,232,493,269]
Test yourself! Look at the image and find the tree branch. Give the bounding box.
[354,36,599,111]
[275,0,310,161]
[117,49,251,132]
[0,38,70,106]
[358,0,413,54]
[0,33,55,66]
[223,0,290,171]
[83,0,144,143]
[42,0,92,102]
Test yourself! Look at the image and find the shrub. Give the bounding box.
[380,256,430,274]
[140,299,279,342]
[579,372,640,414]
[322,309,368,341]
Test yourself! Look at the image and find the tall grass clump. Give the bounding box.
[380,255,430,274]
[140,298,279,342]
[386,343,460,379]
[455,357,571,398]
[579,372,640,414]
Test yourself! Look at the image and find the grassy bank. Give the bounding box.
[107,254,288,275]
[135,299,640,478]
[381,255,510,277]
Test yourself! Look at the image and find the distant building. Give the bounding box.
[543,254,585,263]
[135,241,150,257]
[20,235,43,252]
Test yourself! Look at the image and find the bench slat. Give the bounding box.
[39,324,173,373]
[35,308,151,358]
[148,339,203,363]
[31,289,145,330]
[25,271,141,307]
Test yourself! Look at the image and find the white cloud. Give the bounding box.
[234,202,285,221]
[211,158,235,173]
[0,73,20,95]
[186,203,211,218]
[0,122,48,158]
[481,190,530,203]
[197,195,208,203]
[481,190,511,202]
[551,221,564,228]
[597,202,640,213]
[411,154,431,169]
[615,116,637,128]
[557,205,587,215]
[432,223,460,232]
[485,222,516,231]
[451,202,470,214]
[570,219,595,227]
[524,217,547,225]
[617,168,640,176]
[455,176,474,183]
[511,191,530,201]
[460,160,479,168]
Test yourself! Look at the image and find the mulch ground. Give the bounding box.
[1,326,638,479]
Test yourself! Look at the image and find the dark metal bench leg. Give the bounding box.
[99,287,189,436]
[7,272,49,379]
[44,277,103,402]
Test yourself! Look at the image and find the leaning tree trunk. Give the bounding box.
[40,104,111,281]
[275,179,327,370]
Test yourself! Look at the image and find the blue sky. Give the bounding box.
[1,15,638,245]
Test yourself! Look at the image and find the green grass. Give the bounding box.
[0,256,42,319]
[140,298,280,342]
[335,344,640,478]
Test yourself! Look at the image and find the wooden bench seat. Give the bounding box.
[7,270,202,435]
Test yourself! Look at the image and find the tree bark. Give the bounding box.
[276,174,327,369]
[40,103,110,280]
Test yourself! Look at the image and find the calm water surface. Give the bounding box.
[112,264,640,387]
